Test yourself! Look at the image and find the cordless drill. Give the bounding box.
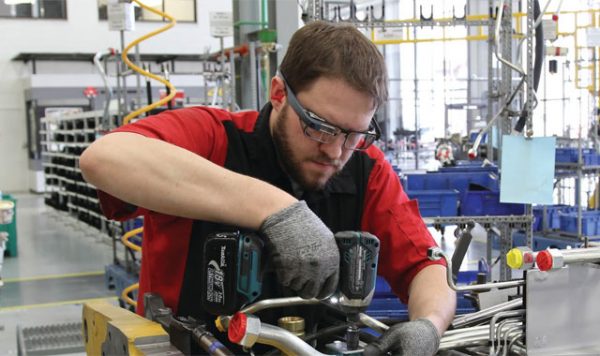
[201,229,380,350]
[332,231,380,351]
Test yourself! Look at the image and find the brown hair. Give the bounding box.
[279,21,388,109]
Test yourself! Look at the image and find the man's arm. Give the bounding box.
[363,265,455,356]
[407,264,456,335]
[80,132,296,229]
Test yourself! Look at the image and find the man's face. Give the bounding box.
[272,77,376,191]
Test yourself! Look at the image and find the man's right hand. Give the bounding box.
[260,201,339,299]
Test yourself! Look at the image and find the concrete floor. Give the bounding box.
[0,193,117,355]
[0,192,496,355]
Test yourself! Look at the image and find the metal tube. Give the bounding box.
[428,248,525,291]
[358,313,389,334]
[501,326,523,356]
[562,247,600,261]
[495,319,520,351]
[93,49,114,129]
[258,323,329,356]
[507,332,524,353]
[443,324,490,337]
[452,298,523,328]
[493,0,525,75]
[229,48,236,111]
[539,247,600,270]
[241,297,320,314]
[217,297,320,332]
[120,30,129,114]
[489,310,525,355]
[192,327,235,356]
[510,341,527,355]
[439,336,490,350]
[442,327,490,342]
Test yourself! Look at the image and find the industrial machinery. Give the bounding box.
[85,231,386,355]
[84,218,600,355]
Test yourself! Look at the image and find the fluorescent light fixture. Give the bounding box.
[4,0,34,4]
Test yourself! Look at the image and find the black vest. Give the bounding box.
[176,105,375,350]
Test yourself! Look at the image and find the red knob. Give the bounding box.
[536,250,553,271]
[228,312,248,344]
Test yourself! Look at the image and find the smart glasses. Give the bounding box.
[279,72,381,151]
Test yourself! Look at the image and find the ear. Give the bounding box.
[270,76,286,111]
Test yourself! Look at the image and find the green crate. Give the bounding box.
[0,194,17,257]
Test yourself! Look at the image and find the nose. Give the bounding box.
[318,135,345,161]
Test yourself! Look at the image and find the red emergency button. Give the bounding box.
[228,312,248,344]
[536,250,553,271]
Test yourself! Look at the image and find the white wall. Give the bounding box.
[0,0,233,192]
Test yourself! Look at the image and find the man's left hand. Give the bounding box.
[362,319,440,356]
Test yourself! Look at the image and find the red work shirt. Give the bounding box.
[97,105,444,316]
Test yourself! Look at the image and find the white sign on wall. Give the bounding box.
[541,19,557,42]
[107,0,135,32]
[210,12,233,38]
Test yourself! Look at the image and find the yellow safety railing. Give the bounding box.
[121,227,143,252]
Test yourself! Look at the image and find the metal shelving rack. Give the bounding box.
[40,110,123,240]
[426,215,532,281]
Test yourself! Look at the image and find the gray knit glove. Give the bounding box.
[363,319,440,356]
[259,201,339,299]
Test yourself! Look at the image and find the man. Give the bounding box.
[81,21,455,355]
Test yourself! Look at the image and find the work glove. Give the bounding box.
[260,201,339,300]
[363,319,440,356]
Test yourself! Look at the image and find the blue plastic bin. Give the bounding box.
[583,152,600,166]
[555,147,599,165]
[460,191,525,216]
[532,205,579,231]
[406,190,459,217]
[404,172,500,193]
[555,147,577,163]
[559,211,600,235]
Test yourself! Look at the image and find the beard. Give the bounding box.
[272,104,344,192]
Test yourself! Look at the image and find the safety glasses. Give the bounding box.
[279,72,381,151]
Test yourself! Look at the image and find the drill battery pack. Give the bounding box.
[201,231,264,315]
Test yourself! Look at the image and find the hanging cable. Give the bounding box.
[121,0,177,125]
[120,227,143,307]
[121,226,143,252]
[121,282,140,307]
[514,0,544,133]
